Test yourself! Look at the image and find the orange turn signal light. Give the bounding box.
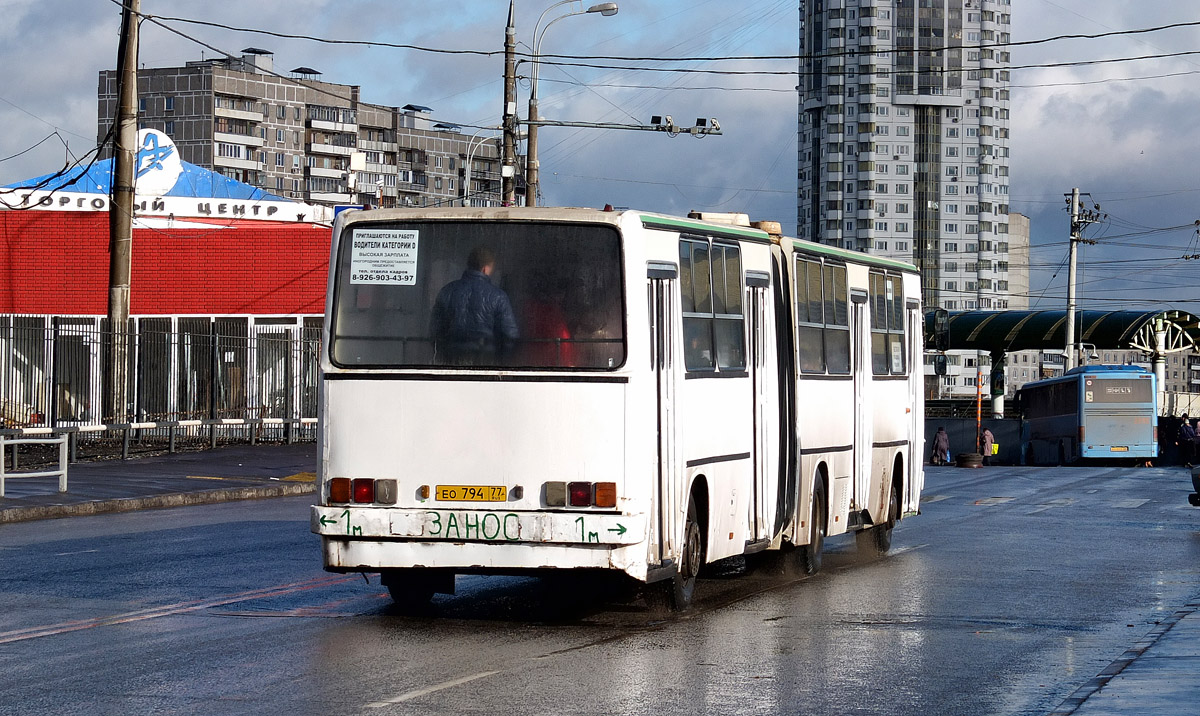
[594,482,617,508]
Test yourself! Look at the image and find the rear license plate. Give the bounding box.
[1110,446,1129,452]
[436,485,507,502]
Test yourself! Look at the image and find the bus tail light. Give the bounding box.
[568,481,592,507]
[329,477,397,505]
[594,482,617,508]
[353,478,375,504]
[374,480,398,505]
[329,477,351,503]
[545,482,566,506]
[1079,426,1085,442]
[544,481,616,508]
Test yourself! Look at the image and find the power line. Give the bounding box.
[144,12,1200,64]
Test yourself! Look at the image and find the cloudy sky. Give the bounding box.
[1,0,1198,311]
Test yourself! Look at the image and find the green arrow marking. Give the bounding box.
[608,523,627,537]
[320,515,339,527]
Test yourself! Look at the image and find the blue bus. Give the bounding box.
[1018,365,1158,465]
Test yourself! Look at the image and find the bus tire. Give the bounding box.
[857,480,898,555]
[797,479,826,575]
[647,498,703,612]
[381,568,448,610]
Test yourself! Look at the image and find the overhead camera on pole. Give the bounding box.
[650,116,722,137]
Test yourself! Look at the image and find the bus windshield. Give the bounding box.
[329,220,625,369]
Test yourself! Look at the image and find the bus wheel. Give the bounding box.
[647,499,702,612]
[857,481,898,555]
[797,480,826,575]
[381,568,449,610]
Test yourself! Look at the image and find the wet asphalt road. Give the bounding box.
[1,464,1198,716]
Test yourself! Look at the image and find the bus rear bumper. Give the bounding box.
[311,505,649,579]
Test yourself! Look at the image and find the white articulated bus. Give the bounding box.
[312,207,924,609]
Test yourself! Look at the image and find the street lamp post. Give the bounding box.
[525,1,617,207]
[463,127,500,207]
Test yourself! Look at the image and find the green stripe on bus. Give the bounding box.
[640,215,770,242]
[786,238,918,272]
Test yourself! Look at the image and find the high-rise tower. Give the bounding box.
[798,0,1012,311]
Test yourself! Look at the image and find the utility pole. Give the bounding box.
[501,1,518,206]
[1064,187,1080,372]
[106,0,139,423]
[1063,188,1102,372]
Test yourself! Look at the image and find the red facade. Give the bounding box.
[0,211,330,315]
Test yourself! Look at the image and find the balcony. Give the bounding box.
[215,131,263,148]
[309,142,355,157]
[213,155,262,171]
[214,105,263,122]
[358,139,398,152]
[306,165,345,179]
[307,191,352,204]
[308,118,358,134]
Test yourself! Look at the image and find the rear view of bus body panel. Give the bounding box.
[314,375,653,578]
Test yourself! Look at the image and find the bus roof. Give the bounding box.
[1020,364,1154,391]
[1064,364,1152,376]
[333,206,918,273]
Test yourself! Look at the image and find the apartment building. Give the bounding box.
[97,50,508,209]
[798,0,1012,312]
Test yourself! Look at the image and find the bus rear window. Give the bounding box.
[329,220,625,369]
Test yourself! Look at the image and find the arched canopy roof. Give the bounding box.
[925,309,1200,355]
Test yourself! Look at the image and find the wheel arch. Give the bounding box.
[892,452,905,521]
[688,473,711,556]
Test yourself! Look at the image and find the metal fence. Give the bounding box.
[0,315,321,456]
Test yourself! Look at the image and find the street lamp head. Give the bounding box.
[586,2,618,16]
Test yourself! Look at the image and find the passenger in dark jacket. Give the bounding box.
[431,247,519,364]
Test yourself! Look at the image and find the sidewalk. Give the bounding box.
[0,442,317,523]
[1052,601,1200,715]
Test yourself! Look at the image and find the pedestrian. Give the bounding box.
[981,426,995,466]
[1178,414,1197,468]
[431,246,519,365]
[932,426,950,466]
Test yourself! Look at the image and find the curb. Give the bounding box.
[1047,600,1200,715]
[0,482,316,524]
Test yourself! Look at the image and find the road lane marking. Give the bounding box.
[0,574,356,644]
[52,549,99,557]
[365,671,501,708]
[921,494,950,504]
[973,497,1014,505]
[1110,498,1150,509]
